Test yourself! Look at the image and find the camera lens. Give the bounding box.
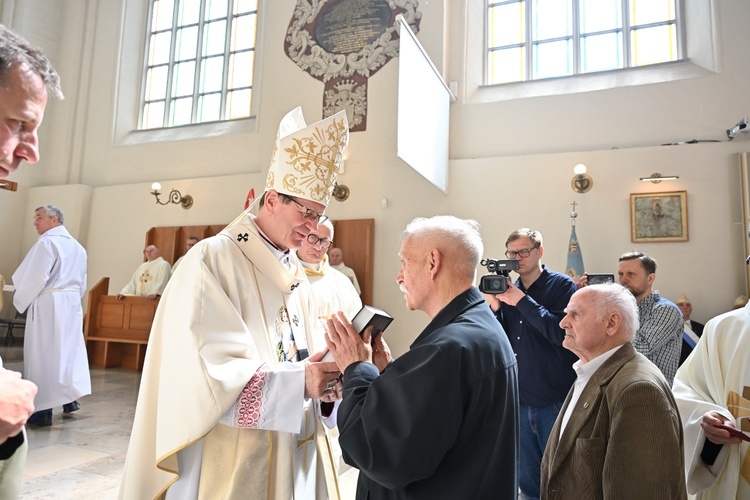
[480,275,507,294]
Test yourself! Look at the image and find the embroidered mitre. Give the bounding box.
[265,107,349,207]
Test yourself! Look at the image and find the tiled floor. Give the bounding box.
[1,341,358,499]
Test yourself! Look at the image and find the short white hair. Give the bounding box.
[320,219,334,238]
[586,283,640,341]
[402,216,484,280]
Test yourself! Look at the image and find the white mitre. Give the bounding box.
[265,107,349,207]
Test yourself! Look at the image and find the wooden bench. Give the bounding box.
[84,277,158,371]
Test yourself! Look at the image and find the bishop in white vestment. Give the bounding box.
[673,302,750,499]
[120,107,349,499]
[12,206,90,413]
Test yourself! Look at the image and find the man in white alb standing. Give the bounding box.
[13,205,90,427]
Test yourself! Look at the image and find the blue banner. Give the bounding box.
[565,227,585,280]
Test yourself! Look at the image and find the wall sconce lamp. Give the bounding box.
[639,172,679,183]
[150,182,194,209]
[332,182,350,202]
[571,164,593,193]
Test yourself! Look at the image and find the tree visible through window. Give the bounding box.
[140,0,258,129]
[486,0,683,85]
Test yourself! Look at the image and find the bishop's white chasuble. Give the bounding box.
[120,214,340,500]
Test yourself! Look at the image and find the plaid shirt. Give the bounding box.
[634,291,682,385]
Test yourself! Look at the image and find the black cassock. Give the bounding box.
[337,287,519,499]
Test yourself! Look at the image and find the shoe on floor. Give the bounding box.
[27,409,52,427]
[63,401,80,413]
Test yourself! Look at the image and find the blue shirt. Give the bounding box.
[496,266,578,406]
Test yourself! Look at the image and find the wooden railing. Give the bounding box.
[83,277,157,371]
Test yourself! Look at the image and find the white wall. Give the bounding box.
[1,0,749,355]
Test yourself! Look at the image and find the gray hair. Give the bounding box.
[35,205,63,225]
[587,283,640,341]
[0,24,63,99]
[320,219,335,239]
[402,216,484,281]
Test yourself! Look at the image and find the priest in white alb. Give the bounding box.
[12,205,90,426]
[329,247,361,295]
[673,301,750,499]
[116,244,171,300]
[296,218,363,476]
[298,220,362,322]
[120,107,349,499]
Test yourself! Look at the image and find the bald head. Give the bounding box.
[401,215,483,285]
[396,216,484,318]
[144,245,160,261]
[560,284,639,362]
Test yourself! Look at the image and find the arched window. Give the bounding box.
[139,0,258,129]
[486,0,684,85]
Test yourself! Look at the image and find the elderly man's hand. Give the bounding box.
[0,369,37,443]
[304,349,341,400]
[325,311,373,372]
[367,330,392,373]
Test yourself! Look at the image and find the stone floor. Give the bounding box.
[1,341,358,499]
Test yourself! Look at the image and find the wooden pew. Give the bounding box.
[84,277,157,371]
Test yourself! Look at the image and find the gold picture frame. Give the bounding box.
[630,191,688,242]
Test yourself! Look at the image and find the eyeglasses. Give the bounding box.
[284,195,329,224]
[505,244,540,259]
[307,233,332,249]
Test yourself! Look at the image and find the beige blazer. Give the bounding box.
[541,342,687,500]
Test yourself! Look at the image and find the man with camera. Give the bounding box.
[483,228,577,500]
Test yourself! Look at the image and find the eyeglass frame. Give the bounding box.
[306,233,333,249]
[505,244,540,259]
[280,194,329,224]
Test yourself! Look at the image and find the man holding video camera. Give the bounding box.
[484,228,577,500]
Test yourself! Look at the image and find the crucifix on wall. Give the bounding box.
[285,0,422,132]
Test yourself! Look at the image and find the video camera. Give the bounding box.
[478,259,520,294]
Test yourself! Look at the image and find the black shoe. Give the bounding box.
[27,409,52,427]
[63,401,80,413]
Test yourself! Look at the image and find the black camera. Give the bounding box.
[478,259,520,294]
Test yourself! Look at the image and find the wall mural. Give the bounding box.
[285,0,422,132]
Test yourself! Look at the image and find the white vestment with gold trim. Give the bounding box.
[673,303,750,499]
[120,214,339,499]
[303,255,362,321]
[119,257,171,296]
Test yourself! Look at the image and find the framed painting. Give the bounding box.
[630,191,688,242]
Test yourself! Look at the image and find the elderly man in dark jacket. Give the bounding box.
[325,215,519,499]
